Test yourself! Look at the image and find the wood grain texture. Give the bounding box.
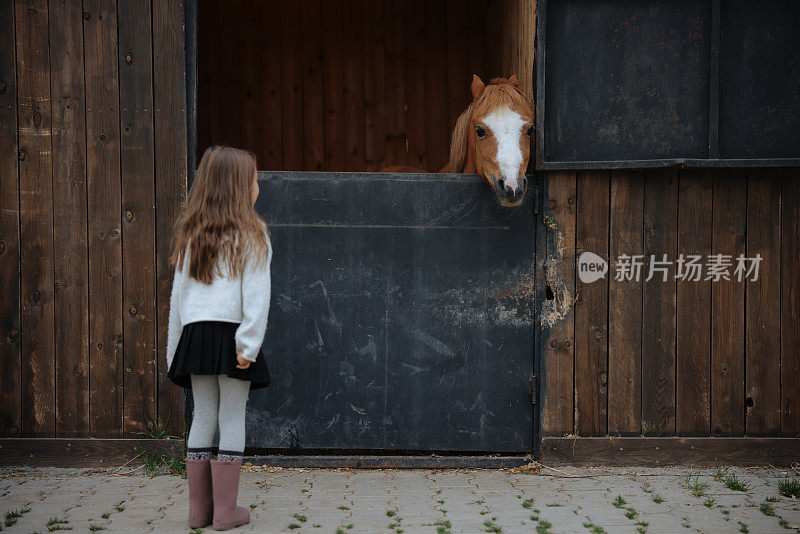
[781,168,800,436]
[642,169,678,436]
[710,169,746,436]
[608,171,644,435]
[574,171,609,436]
[405,0,427,169]
[259,0,284,169]
[153,0,188,436]
[119,0,157,437]
[541,171,576,436]
[425,0,449,172]
[0,0,21,437]
[745,169,781,436]
[363,0,387,171]
[301,0,324,170]
[344,1,366,172]
[675,169,712,436]
[322,0,345,171]
[0,439,183,467]
[49,0,89,437]
[541,437,800,467]
[280,0,304,170]
[445,0,470,138]
[16,0,56,437]
[84,0,123,438]
[384,0,408,166]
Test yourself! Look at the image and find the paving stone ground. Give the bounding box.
[1,464,799,533]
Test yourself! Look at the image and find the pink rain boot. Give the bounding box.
[185,458,214,528]
[210,458,250,531]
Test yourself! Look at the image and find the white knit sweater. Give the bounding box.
[165,231,272,369]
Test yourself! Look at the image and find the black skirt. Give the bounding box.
[167,321,270,389]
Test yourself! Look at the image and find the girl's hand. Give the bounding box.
[235,351,251,369]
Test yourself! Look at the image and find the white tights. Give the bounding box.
[187,374,251,457]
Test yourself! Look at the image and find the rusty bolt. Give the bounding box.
[32,289,41,303]
[0,80,6,94]
[9,329,19,342]
[97,341,103,350]
[33,111,42,126]
[550,340,558,348]
[594,330,602,340]
[99,133,107,142]
[564,340,571,348]
[548,199,558,210]
[82,11,90,19]
[10,425,18,435]
[125,210,134,222]
[128,305,137,316]
[125,53,133,64]
[18,150,26,161]
[600,372,607,384]
[568,196,574,205]
[0,241,5,255]
[125,367,131,374]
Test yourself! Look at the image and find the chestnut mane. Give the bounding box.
[443,77,531,173]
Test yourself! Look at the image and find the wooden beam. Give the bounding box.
[541,437,800,466]
[0,439,183,467]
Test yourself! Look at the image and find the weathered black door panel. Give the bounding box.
[245,172,537,452]
[536,0,800,169]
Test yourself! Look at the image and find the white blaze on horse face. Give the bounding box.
[483,106,526,192]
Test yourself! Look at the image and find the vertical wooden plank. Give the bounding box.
[119,0,157,436]
[404,0,427,169]
[744,169,781,435]
[542,171,576,436]
[240,0,261,156]
[675,169,713,436]
[608,171,644,435]
[467,0,486,78]
[343,0,365,172]
[711,169,746,436]
[153,0,188,435]
[196,0,216,155]
[0,0,21,437]
[84,0,123,437]
[215,1,242,149]
[49,0,89,437]
[781,168,800,435]
[302,0,324,170]
[280,0,304,170]
[425,0,448,171]
[574,171,609,436]
[363,0,386,171]
[445,0,470,137]
[322,0,345,170]
[642,170,678,436]
[15,0,55,437]
[259,0,283,169]
[384,0,407,167]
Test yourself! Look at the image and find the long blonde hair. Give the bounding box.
[170,146,270,284]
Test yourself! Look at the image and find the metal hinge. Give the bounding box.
[527,374,538,404]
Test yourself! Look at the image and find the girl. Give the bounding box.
[165,146,272,530]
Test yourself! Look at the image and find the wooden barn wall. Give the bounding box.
[2,0,798,444]
[540,169,800,438]
[0,0,188,439]
[197,0,536,172]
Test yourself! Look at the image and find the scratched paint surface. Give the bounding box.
[243,172,537,452]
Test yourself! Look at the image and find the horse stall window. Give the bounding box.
[195,0,536,173]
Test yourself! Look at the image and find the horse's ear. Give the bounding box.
[471,74,485,99]
[508,74,522,88]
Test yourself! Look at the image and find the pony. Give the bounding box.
[441,75,534,207]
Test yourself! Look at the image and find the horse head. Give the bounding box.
[445,75,534,207]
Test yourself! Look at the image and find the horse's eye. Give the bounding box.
[526,126,533,136]
[475,125,487,139]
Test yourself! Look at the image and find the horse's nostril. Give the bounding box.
[497,179,505,191]
[522,176,528,186]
